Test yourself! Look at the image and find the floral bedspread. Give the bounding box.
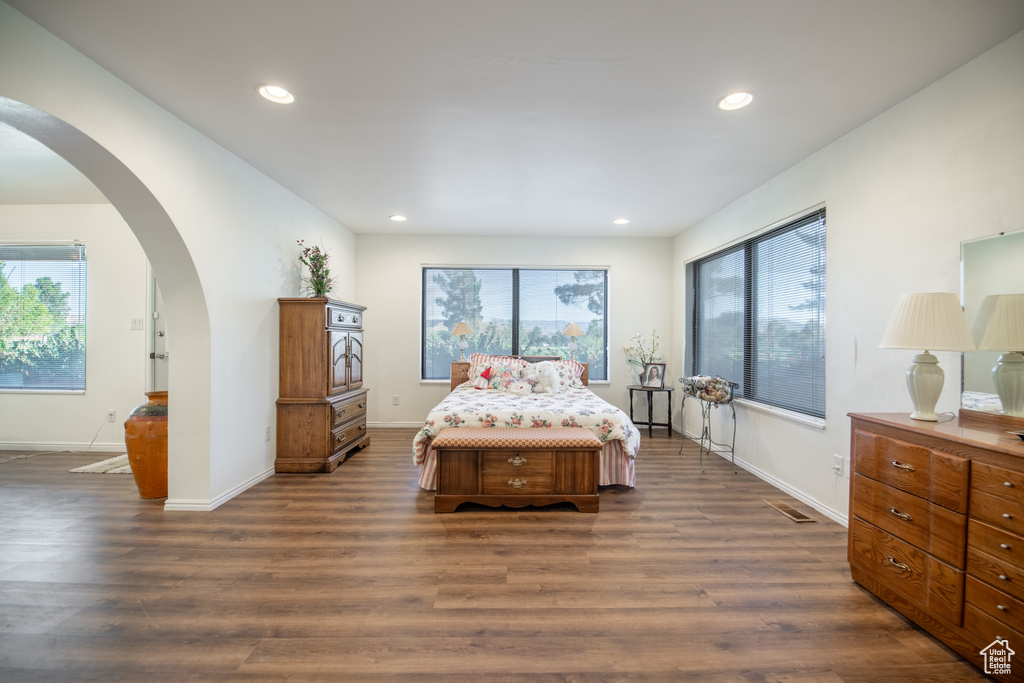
[413,384,640,490]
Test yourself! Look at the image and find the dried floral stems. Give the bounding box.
[297,240,334,298]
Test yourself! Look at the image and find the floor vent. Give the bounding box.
[764,499,816,523]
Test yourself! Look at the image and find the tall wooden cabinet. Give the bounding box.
[276,298,369,473]
[849,411,1024,680]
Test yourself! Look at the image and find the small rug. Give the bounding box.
[70,454,132,474]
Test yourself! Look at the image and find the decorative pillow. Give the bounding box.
[476,362,523,390]
[468,353,525,378]
[524,359,585,389]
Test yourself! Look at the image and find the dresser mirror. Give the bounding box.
[960,228,1024,426]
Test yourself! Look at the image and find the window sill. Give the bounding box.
[733,398,826,430]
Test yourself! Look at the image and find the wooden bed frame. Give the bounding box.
[450,356,589,391]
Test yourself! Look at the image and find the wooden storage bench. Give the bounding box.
[432,427,602,513]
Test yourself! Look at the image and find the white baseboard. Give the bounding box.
[0,440,125,452]
[165,465,275,512]
[682,430,848,527]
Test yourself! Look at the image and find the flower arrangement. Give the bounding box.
[296,240,334,298]
[624,329,661,374]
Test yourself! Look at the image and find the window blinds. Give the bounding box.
[693,209,826,417]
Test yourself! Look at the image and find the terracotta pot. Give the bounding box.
[124,391,168,499]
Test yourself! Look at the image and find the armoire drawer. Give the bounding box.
[332,392,368,428]
[332,418,367,453]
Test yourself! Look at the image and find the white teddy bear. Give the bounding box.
[526,360,560,394]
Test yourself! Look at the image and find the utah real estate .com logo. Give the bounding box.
[982,638,1015,676]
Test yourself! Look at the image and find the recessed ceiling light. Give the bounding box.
[257,84,295,104]
[717,91,754,111]
[389,215,407,222]
[613,218,630,225]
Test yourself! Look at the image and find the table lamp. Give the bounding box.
[879,292,975,421]
[562,322,584,360]
[971,294,1024,417]
[452,321,473,362]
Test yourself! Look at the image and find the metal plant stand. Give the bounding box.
[679,377,738,473]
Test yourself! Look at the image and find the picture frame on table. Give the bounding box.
[642,362,666,388]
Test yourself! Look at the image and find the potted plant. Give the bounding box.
[624,329,662,383]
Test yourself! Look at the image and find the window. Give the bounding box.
[0,244,87,391]
[422,267,607,380]
[691,209,825,417]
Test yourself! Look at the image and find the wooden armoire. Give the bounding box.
[276,298,369,472]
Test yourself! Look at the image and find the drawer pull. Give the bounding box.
[1002,543,1012,550]
[1005,513,1013,520]
[508,479,526,489]
[888,507,913,522]
[358,422,366,431]
[887,556,910,573]
[890,461,915,472]
[1006,481,1015,488]
[998,604,1008,611]
[508,455,527,467]
[359,401,367,409]
[1000,575,1010,581]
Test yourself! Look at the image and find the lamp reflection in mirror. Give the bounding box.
[562,322,584,361]
[879,293,975,421]
[452,321,473,362]
[972,294,1024,417]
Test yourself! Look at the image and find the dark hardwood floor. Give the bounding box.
[0,430,987,681]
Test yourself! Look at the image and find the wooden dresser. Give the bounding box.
[849,411,1024,679]
[276,298,369,473]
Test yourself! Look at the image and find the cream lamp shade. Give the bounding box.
[562,322,584,360]
[452,321,473,362]
[971,294,1024,417]
[879,292,975,421]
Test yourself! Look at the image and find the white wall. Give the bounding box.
[0,3,357,509]
[672,29,1024,524]
[356,234,674,424]
[0,204,148,450]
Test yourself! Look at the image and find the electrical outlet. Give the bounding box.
[392,394,400,405]
[265,425,271,442]
[106,409,116,423]
[130,318,144,330]
[832,454,843,476]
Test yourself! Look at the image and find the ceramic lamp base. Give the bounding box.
[994,351,1024,418]
[906,352,943,422]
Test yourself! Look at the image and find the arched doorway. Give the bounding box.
[0,97,212,508]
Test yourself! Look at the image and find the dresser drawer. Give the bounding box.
[967,575,1024,634]
[331,417,367,453]
[967,545,1024,602]
[331,392,367,428]
[973,461,1024,502]
[481,451,553,494]
[972,488,1024,538]
[969,519,1024,571]
[964,603,1024,652]
[849,519,964,625]
[851,474,966,567]
[852,429,968,512]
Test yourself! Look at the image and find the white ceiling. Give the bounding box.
[5,0,1024,237]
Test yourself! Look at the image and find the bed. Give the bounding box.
[413,354,640,491]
